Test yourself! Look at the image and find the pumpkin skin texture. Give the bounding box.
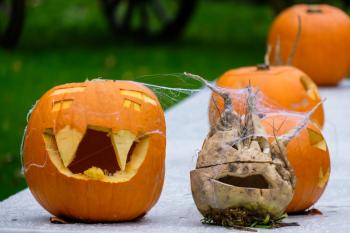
[262,115,330,213]
[209,65,324,128]
[23,80,166,222]
[268,4,350,86]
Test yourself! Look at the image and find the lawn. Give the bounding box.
[0,0,275,200]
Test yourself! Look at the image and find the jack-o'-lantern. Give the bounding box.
[262,115,330,213]
[23,80,166,222]
[209,65,324,128]
[268,4,350,86]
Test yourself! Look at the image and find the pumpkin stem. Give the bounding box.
[307,5,322,13]
[257,64,270,71]
[287,15,302,65]
[264,44,272,66]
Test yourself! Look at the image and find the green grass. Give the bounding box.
[0,0,274,200]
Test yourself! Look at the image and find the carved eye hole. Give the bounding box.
[51,86,85,112]
[217,175,271,189]
[52,100,73,112]
[123,99,141,111]
[120,90,156,106]
[307,128,327,151]
[300,76,319,100]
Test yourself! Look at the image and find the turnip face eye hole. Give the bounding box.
[217,174,271,190]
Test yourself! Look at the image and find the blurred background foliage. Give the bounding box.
[0,0,348,200]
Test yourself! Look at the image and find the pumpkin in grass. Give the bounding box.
[262,115,330,213]
[23,80,166,222]
[268,4,350,86]
[209,65,324,128]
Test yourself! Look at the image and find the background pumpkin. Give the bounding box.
[209,65,324,128]
[268,4,350,86]
[23,80,166,222]
[262,115,330,213]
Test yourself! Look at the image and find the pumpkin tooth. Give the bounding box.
[55,126,83,167]
[110,130,136,171]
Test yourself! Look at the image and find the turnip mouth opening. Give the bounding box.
[42,127,150,181]
[217,174,271,189]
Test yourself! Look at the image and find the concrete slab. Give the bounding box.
[1,81,349,232]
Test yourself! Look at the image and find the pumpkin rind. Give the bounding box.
[262,115,330,213]
[23,80,166,221]
[268,4,350,86]
[209,65,324,128]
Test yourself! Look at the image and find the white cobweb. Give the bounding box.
[20,72,324,173]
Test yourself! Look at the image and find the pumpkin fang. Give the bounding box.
[110,130,137,171]
[55,126,83,167]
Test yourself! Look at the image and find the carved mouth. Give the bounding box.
[43,127,149,181]
[217,175,271,189]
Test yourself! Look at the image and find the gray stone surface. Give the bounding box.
[1,81,350,232]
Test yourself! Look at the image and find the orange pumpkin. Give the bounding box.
[23,80,166,222]
[209,65,324,128]
[262,115,330,213]
[268,4,350,86]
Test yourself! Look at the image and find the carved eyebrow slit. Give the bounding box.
[51,87,85,96]
[123,99,141,111]
[120,90,157,106]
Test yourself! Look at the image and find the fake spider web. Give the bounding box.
[20,72,324,173]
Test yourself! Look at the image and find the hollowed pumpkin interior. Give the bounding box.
[218,175,270,189]
[43,127,149,182]
[68,129,122,174]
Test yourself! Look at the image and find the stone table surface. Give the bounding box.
[1,81,350,233]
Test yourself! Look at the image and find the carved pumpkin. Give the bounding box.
[262,115,330,213]
[209,65,324,128]
[23,80,166,222]
[268,4,350,86]
[187,73,297,227]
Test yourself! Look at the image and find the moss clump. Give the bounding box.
[201,207,298,231]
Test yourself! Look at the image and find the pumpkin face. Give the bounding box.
[262,115,330,213]
[268,4,350,86]
[209,65,324,128]
[23,80,166,222]
[191,130,295,219]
